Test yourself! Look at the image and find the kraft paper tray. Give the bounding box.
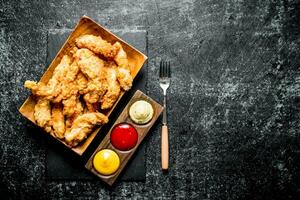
[19,16,147,155]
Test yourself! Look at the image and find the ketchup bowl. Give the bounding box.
[110,123,138,151]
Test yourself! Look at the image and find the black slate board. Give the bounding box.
[45,29,147,181]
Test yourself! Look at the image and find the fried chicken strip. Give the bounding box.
[75,34,118,58]
[65,112,108,147]
[52,60,80,103]
[74,48,105,80]
[24,55,71,99]
[34,98,52,133]
[65,104,84,129]
[62,95,83,117]
[76,72,88,94]
[74,48,107,106]
[101,62,121,110]
[51,104,65,139]
[62,72,87,126]
[113,42,133,90]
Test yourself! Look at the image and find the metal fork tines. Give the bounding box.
[159,60,171,170]
[159,61,170,124]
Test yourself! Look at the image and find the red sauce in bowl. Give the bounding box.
[110,123,138,151]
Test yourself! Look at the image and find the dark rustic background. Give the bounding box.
[1,0,299,199]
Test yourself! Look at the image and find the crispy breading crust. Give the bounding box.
[65,112,108,147]
[34,98,52,133]
[75,34,118,58]
[51,103,65,139]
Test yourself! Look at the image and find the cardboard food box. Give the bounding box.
[19,16,147,155]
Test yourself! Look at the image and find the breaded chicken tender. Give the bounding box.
[113,42,133,90]
[34,98,52,133]
[62,95,83,117]
[74,48,107,104]
[53,55,72,80]
[65,60,80,82]
[75,34,118,58]
[52,61,80,103]
[24,81,53,97]
[101,62,121,110]
[51,104,65,139]
[65,112,108,147]
[24,55,71,100]
[74,48,105,80]
[64,98,84,129]
[76,72,88,94]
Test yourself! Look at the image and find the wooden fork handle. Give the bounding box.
[161,125,169,170]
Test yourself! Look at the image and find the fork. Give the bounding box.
[159,61,171,170]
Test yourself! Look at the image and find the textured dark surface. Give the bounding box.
[1,0,300,199]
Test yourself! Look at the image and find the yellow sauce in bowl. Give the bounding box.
[129,100,154,124]
[93,149,120,175]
